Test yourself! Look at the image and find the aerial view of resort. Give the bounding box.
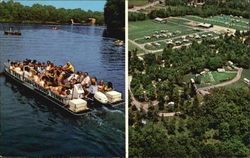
[0,0,125,157]
[129,0,250,157]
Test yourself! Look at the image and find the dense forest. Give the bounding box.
[129,0,249,21]
[129,87,250,157]
[0,1,104,25]
[104,0,125,30]
[129,33,249,102]
[104,0,125,39]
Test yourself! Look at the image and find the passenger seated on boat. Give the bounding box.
[71,71,81,83]
[49,85,64,95]
[37,65,45,74]
[58,71,65,85]
[39,76,47,87]
[54,70,61,78]
[63,62,74,73]
[65,73,75,82]
[76,71,84,83]
[13,64,22,72]
[81,72,90,88]
[30,69,37,78]
[104,82,113,91]
[98,80,105,92]
[62,72,71,84]
[59,87,67,96]
[65,89,72,99]
[24,67,33,78]
[46,62,54,71]
[9,62,15,70]
[85,77,98,98]
[33,72,42,84]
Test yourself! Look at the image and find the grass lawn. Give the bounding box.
[168,18,191,25]
[226,69,250,89]
[184,15,248,30]
[197,71,237,88]
[129,19,196,40]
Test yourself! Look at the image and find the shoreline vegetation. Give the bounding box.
[104,0,125,39]
[0,0,125,39]
[129,0,249,21]
[0,1,104,25]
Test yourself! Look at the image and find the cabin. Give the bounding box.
[217,68,225,72]
[243,78,250,85]
[207,33,213,37]
[175,41,182,45]
[228,61,234,66]
[144,36,151,40]
[188,34,194,38]
[166,40,173,44]
[167,102,175,107]
[198,23,213,28]
[158,112,182,117]
[141,120,147,124]
[191,78,195,84]
[200,71,206,75]
[195,34,201,39]
[155,42,160,46]
[154,17,166,23]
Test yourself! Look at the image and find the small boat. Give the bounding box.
[114,40,124,46]
[4,27,21,35]
[52,26,59,30]
[3,61,124,116]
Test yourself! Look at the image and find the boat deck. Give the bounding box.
[4,64,124,117]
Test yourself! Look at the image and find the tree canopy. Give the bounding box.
[0,1,104,25]
[129,87,250,157]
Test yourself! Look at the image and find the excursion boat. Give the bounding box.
[3,62,124,117]
[114,40,124,46]
[4,27,22,36]
[4,31,22,36]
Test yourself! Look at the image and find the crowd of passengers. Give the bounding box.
[8,59,113,99]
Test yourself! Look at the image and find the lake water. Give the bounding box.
[0,23,125,157]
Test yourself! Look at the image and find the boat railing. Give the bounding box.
[22,76,69,104]
[5,64,70,105]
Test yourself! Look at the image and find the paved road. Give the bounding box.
[197,68,243,92]
[128,0,163,12]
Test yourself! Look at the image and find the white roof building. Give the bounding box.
[217,68,225,72]
[198,23,212,28]
[154,17,166,23]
